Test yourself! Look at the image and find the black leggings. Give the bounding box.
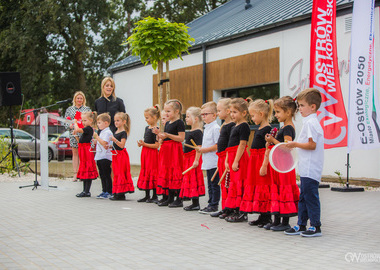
[97,159,112,194]
[83,179,92,193]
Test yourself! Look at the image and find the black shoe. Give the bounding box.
[257,218,272,228]
[137,197,149,203]
[263,222,277,230]
[76,192,86,197]
[271,223,291,231]
[248,219,262,226]
[158,200,169,206]
[300,226,322,237]
[146,197,158,203]
[285,225,306,235]
[76,192,90,197]
[183,204,200,211]
[109,194,125,201]
[199,206,218,214]
[225,213,248,223]
[210,210,224,217]
[168,200,183,208]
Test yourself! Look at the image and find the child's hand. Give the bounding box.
[158,132,167,140]
[232,161,239,172]
[192,160,199,168]
[265,134,274,143]
[152,127,160,135]
[259,165,267,176]
[137,140,144,147]
[225,160,230,172]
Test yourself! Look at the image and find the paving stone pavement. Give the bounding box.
[0,177,379,270]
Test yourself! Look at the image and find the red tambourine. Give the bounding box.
[269,143,298,173]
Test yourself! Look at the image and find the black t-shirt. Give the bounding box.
[163,119,185,141]
[94,96,126,133]
[79,126,93,144]
[276,125,296,142]
[113,130,128,150]
[228,122,250,147]
[184,129,203,153]
[144,126,158,144]
[251,125,271,149]
[218,122,236,153]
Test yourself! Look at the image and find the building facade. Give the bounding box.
[109,0,380,179]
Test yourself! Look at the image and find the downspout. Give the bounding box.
[202,44,207,103]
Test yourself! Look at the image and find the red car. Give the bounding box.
[56,131,72,160]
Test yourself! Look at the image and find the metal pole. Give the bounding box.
[202,44,207,104]
[346,153,350,188]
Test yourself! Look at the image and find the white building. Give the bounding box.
[109,0,380,180]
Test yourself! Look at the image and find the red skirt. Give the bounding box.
[217,151,228,209]
[77,143,98,180]
[180,150,205,199]
[111,148,135,194]
[157,140,183,192]
[224,145,249,210]
[241,148,277,214]
[269,167,300,217]
[137,146,159,190]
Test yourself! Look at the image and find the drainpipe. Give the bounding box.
[202,44,207,103]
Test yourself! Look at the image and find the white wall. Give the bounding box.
[114,7,380,179]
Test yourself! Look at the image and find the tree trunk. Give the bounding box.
[158,60,164,129]
[166,61,170,102]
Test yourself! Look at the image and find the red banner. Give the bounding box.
[310,0,348,149]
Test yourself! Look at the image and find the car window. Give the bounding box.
[60,131,70,138]
[0,130,10,137]
[14,130,33,140]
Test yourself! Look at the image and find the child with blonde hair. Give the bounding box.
[155,99,185,207]
[239,99,275,225]
[224,98,250,222]
[180,107,205,210]
[110,112,134,200]
[137,105,161,203]
[210,98,235,218]
[74,111,99,197]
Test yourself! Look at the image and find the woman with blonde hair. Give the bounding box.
[94,77,126,133]
[64,91,91,181]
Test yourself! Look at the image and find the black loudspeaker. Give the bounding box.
[0,72,22,106]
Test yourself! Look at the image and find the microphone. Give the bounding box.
[56,98,72,104]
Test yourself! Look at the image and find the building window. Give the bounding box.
[221,83,279,100]
[221,83,280,128]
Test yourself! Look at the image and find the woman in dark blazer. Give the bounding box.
[94,77,126,133]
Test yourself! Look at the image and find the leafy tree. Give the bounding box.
[126,17,194,123]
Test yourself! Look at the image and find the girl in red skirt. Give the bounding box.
[74,111,99,197]
[210,98,235,218]
[264,96,299,231]
[180,107,204,211]
[137,105,160,203]
[224,98,250,222]
[110,112,134,200]
[240,99,275,226]
[154,99,185,207]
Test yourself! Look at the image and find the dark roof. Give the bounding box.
[109,0,353,72]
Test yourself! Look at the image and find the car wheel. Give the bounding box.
[48,148,54,162]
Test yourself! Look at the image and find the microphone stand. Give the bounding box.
[19,99,70,190]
